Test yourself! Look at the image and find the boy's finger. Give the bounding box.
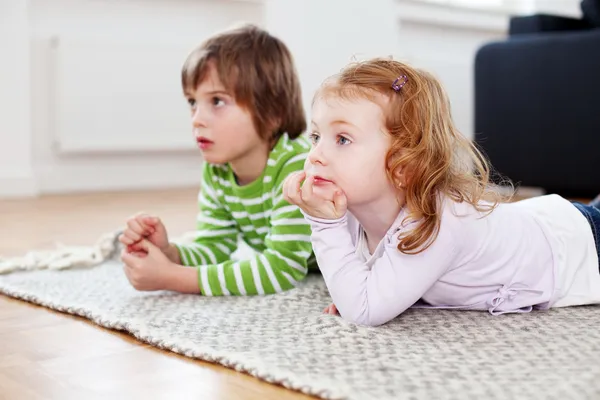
[137,239,159,254]
[128,242,146,253]
[133,213,155,233]
[127,219,147,236]
[119,234,133,245]
[142,215,160,229]
[120,250,137,267]
[123,229,142,242]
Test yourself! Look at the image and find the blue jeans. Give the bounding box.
[572,197,600,268]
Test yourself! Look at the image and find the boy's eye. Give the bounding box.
[308,132,320,145]
[187,98,196,108]
[337,135,351,145]
[212,97,225,107]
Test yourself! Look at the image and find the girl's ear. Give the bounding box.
[392,168,406,189]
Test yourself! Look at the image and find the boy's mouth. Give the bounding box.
[196,137,214,150]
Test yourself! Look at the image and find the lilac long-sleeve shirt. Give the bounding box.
[305,194,600,326]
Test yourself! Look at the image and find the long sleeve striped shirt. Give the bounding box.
[174,133,316,295]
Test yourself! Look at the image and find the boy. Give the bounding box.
[119,25,315,296]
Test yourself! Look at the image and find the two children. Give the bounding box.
[120,25,600,327]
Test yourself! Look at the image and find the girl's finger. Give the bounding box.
[285,171,305,205]
[301,175,315,203]
[333,190,347,218]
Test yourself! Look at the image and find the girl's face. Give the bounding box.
[306,95,398,207]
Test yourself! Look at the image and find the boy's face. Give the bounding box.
[185,63,265,166]
[305,95,396,208]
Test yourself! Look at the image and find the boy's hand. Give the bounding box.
[119,213,170,254]
[283,171,347,220]
[323,303,339,315]
[121,239,175,291]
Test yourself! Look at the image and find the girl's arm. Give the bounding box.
[306,214,456,326]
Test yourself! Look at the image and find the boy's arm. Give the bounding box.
[172,165,239,266]
[193,189,313,296]
[181,157,313,296]
[163,194,313,295]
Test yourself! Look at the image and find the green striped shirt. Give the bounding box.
[174,133,316,296]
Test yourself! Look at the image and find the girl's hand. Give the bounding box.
[121,239,175,291]
[283,171,347,220]
[323,303,339,315]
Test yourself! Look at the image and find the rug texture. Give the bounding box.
[1,245,600,399]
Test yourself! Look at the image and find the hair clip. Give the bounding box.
[391,75,408,92]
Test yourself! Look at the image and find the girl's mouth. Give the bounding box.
[313,176,333,186]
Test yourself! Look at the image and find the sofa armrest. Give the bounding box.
[509,14,590,35]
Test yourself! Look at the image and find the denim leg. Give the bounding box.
[572,202,600,269]
[590,194,600,210]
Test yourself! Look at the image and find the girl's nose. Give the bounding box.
[307,144,327,166]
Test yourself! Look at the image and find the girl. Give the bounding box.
[283,58,600,326]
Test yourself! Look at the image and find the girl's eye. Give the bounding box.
[212,97,225,107]
[337,135,351,145]
[187,98,196,108]
[308,132,320,145]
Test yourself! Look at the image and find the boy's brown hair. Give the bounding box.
[181,24,306,144]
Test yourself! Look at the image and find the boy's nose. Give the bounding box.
[192,108,207,128]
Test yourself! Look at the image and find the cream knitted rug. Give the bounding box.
[1,241,600,399]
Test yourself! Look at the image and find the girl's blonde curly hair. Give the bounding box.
[316,58,512,254]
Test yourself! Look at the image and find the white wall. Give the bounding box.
[0,0,36,197]
[395,0,508,139]
[532,0,582,17]
[0,0,263,198]
[29,0,264,195]
[265,0,402,123]
[0,0,583,198]
[266,0,507,140]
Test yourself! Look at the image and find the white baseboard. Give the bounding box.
[0,176,39,198]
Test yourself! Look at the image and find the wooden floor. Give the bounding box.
[0,189,316,400]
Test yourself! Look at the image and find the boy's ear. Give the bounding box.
[268,117,282,133]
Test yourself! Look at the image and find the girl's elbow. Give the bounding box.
[340,309,390,327]
[342,305,408,327]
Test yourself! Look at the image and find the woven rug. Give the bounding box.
[1,257,600,399]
